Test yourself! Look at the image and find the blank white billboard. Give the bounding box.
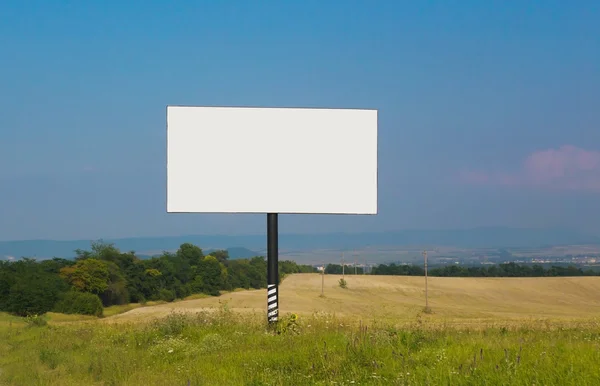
[167,106,377,214]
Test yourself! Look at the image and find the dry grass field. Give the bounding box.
[105,274,600,325]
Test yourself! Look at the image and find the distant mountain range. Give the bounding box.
[1,227,599,260]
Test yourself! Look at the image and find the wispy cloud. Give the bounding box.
[459,145,600,192]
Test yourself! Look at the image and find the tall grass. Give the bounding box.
[0,309,599,385]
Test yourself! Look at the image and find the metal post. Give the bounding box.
[267,213,279,324]
[321,262,325,297]
[422,250,429,310]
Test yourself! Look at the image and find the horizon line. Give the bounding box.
[0,225,593,243]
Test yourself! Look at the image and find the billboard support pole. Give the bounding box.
[267,213,279,324]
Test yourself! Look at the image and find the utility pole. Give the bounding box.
[422,250,429,310]
[342,252,345,278]
[321,262,325,297]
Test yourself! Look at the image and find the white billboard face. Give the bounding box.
[167,106,377,214]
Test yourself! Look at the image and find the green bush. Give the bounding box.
[4,272,69,316]
[159,288,176,302]
[54,291,104,317]
[25,314,49,327]
[338,278,347,289]
[128,288,146,304]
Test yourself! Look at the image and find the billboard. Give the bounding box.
[167,106,377,214]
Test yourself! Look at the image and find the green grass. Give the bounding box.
[102,301,171,318]
[0,310,599,385]
[100,290,242,318]
[102,303,146,318]
[183,293,212,300]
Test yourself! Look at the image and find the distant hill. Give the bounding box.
[1,227,599,260]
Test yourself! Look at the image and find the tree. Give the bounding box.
[209,249,229,263]
[4,270,68,316]
[100,261,130,306]
[161,251,192,285]
[247,256,267,288]
[59,258,110,294]
[0,261,15,310]
[176,243,204,266]
[75,240,120,261]
[196,255,224,296]
[224,260,251,290]
[39,258,75,274]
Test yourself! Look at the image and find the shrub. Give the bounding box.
[128,288,146,304]
[54,291,104,317]
[4,272,68,316]
[154,312,189,337]
[25,314,48,327]
[159,288,176,302]
[338,278,348,289]
[274,313,300,335]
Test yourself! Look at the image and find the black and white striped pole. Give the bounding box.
[267,213,279,324]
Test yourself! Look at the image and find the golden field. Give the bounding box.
[105,274,600,325]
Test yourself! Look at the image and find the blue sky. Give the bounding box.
[1,1,599,240]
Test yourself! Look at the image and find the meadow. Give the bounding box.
[1,274,600,385]
[107,274,600,323]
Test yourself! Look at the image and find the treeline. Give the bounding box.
[0,241,317,317]
[325,264,364,275]
[372,262,600,277]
